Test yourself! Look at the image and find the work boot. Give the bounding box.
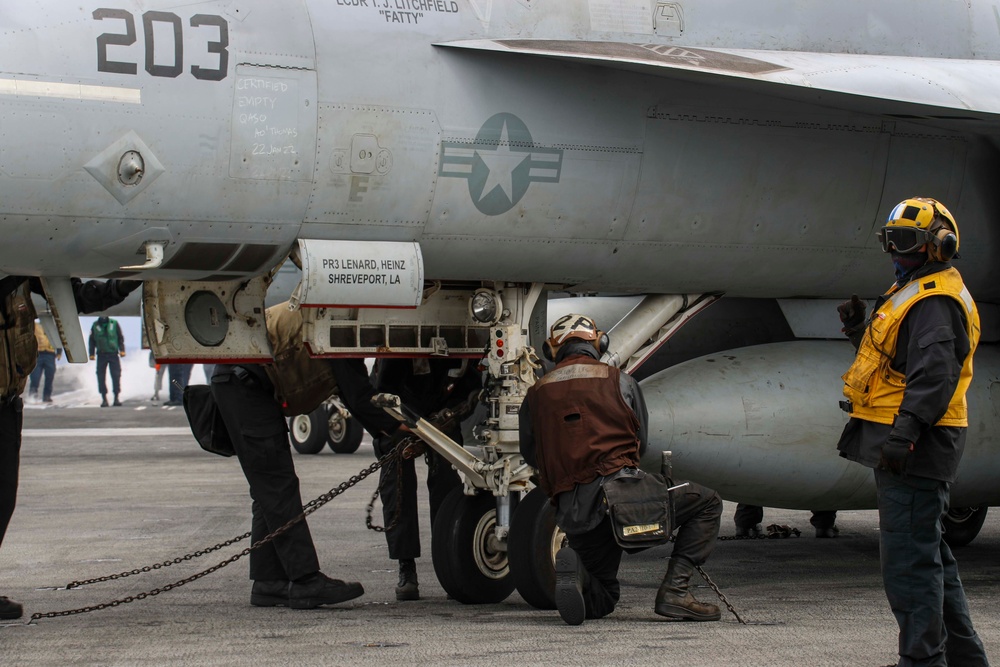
[395,559,419,601]
[734,523,763,538]
[554,547,586,626]
[288,572,364,609]
[0,595,23,620]
[113,395,122,407]
[654,558,721,622]
[815,525,840,538]
[250,579,290,607]
[100,395,109,408]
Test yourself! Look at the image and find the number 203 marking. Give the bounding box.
[94,8,228,81]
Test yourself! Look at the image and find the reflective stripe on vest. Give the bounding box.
[841,267,980,427]
[526,356,641,498]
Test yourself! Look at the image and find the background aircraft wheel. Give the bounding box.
[288,406,328,455]
[327,410,363,454]
[942,506,988,548]
[431,488,515,604]
[508,487,565,610]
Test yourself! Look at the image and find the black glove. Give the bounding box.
[878,436,913,475]
[113,280,143,298]
[837,294,866,333]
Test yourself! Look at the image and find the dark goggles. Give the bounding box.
[877,226,934,253]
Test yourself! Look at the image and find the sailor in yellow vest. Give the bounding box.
[836,198,987,667]
[27,322,61,403]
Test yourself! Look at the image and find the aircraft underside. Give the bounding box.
[2,0,999,604]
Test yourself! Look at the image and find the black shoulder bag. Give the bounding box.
[182,384,235,457]
[602,468,675,552]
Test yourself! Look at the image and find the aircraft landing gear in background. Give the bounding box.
[326,407,363,454]
[431,488,516,604]
[942,506,988,547]
[289,400,364,455]
[508,487,563,610]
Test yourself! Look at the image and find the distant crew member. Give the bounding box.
[837,197,988,666]
[519,314,723,625]
[0,277,140,620]
[148,350,165,403]
[27,322,61,404]
[165,363,193,407]
[88,316,125,407]
[733,504,839,538]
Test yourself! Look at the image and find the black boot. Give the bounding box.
[288,572,364,609]
[654,557,721,622]
[395,559,419,601]
[100,394,109,408]
[250,579,290,607]
[113,395,122,407]
[554,547,586,625]
[0,595,23,620]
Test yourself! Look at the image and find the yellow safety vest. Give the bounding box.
[842,267,979,427]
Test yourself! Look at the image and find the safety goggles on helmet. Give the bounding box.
[877,225,935,254]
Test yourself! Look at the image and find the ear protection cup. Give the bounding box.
[542,340,554,362]
[936,228,958,260]
[597,332,609,356]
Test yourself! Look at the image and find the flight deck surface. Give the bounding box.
[3,402,998,666]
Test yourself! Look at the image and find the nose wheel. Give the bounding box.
[431,488,515,604]
[508,487,565,610]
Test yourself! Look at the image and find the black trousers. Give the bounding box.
[0,398,23,549]
[372,425,461,561]
[96,353,121,396]
[211,365,320,582]
[567,479,722,619]
[876,469,988,667]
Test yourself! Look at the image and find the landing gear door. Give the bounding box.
[142,278,272,362]
[296,239,424,308]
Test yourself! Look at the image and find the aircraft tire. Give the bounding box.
[942,506,988,548]
[508,487,564,610]
[288,407,328,455]
[431,488,515,604]
[327,411,363,454]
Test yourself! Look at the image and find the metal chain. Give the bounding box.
[364,404,465,534]
[718,523,802,541]
[63,531,252,590]
[30,448,398,622]
[364,437,407,533]
[695,564,746,625]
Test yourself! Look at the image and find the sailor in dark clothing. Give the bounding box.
[836,197,988,667]
[0,276,140,619]
[332,357,481,601]
[518,313,723,626]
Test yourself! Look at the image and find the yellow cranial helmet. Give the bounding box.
[878,197,959,259]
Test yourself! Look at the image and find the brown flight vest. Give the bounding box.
[526,356,641,498]
[0,283,39,397]
[263,303,339,417]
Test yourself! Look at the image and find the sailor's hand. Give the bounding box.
[837,294,866,332]
[878,436,913,475]
[120,351,126,358]
[89,355,95,361]
[112,279,142,297]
